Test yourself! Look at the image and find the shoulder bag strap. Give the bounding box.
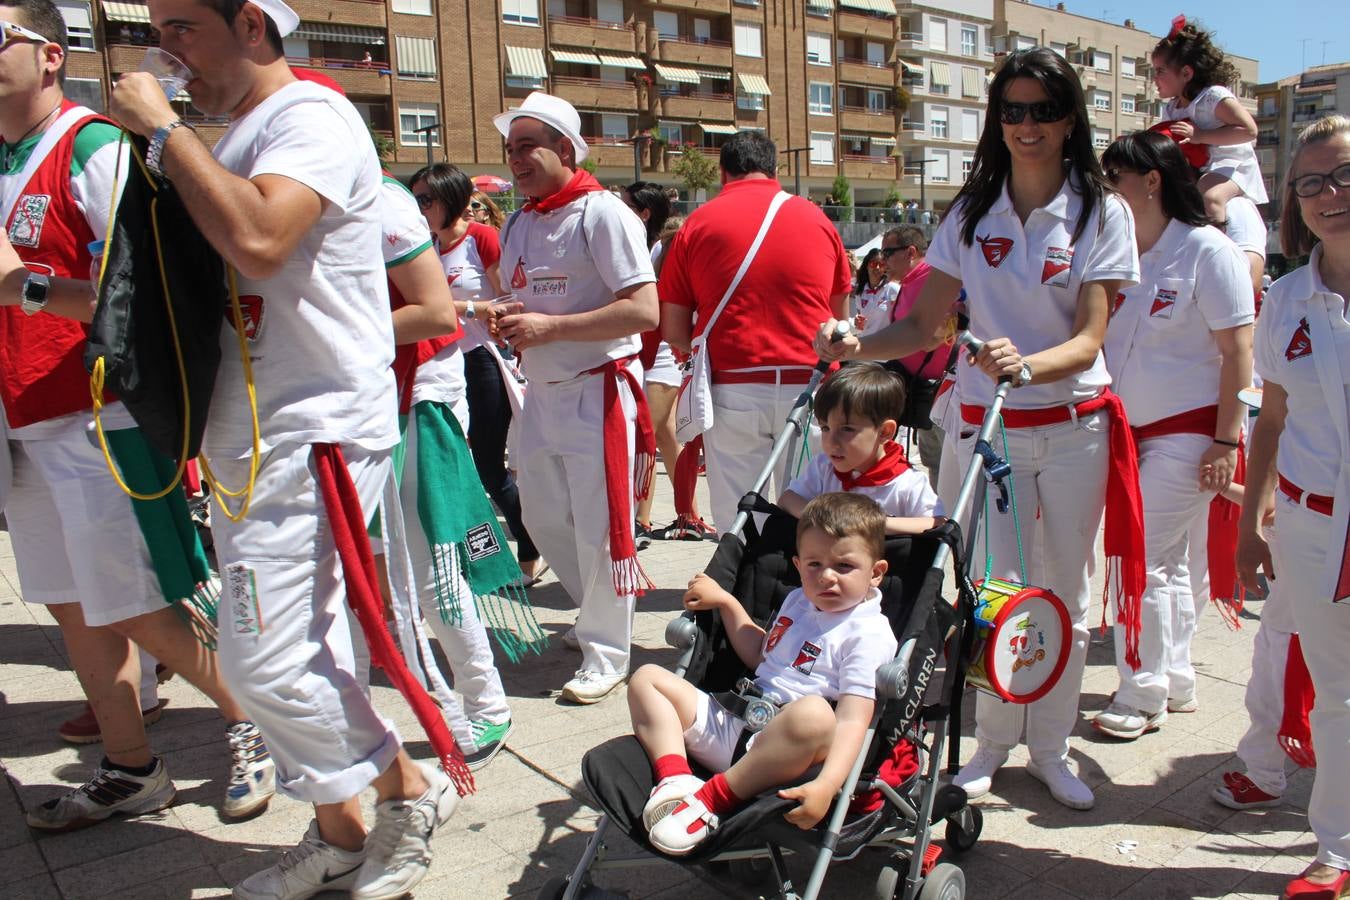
[1,106,91,223]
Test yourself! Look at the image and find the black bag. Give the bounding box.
[886,344,954,431]
[84,133,226,463]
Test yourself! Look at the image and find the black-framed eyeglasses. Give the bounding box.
[879,246,908,258]
[414,192,434,210]
[1290,162,1350,199]
[999,100,1067,125]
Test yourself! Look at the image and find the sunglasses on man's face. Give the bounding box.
[880,246,909,258]
[999,100,1067,125]
[0,20,53,51]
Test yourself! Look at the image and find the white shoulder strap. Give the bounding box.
[1,106,93,224]
[695,190,792,341]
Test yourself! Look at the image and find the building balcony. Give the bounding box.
[644,0,731,12]
[809,161,840,178]
[837,11,895,40]
[839,57,895,87]
[842,155,898,180]
[586,141,644,169]
[659,92,735,120]
[105,43,154,73]
[839,105,896,133]
[553,75,640,111]
[547,15,639,53]
[896,32,924,52]
[284,56,391,94]
[290,0,386,28]
[656,36,733,67]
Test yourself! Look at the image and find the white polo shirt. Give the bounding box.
[786,452,944,519]
[925,175,1140,410]
[500,190,654,382]
[855,280,901,336]
[1105,220,1254,427]
[1225,196,1267,260]
[439,221,500,353]
[1254,247,1350,497]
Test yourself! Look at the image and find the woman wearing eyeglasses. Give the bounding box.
[815,48,1142,811]
[1238,115,1350,900]
[852,248,898,337]
[1092,131,1254,743]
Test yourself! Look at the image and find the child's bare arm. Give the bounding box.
[777,490,808,518]
[684,573,766,669]
[777,694,874,829]
[885,515,942,535]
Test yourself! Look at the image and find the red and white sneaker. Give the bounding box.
[1283,865,1350,899]
[656,516,717,542]
[1212,771,1282,810]
[648,794,719,856]
[642,774,704,830]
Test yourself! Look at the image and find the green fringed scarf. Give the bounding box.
[104,428,219,648]
[412,400,547,662]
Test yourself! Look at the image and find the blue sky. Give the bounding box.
[1053,0,1349,82]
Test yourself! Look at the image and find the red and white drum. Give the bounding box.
[966,578,1071,704]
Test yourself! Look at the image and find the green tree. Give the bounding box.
[672,148,719,196]
[579,157,598,174]
[831,173,853,222]
[368,124,394,163]
[883,184,902,208]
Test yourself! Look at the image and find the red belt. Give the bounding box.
[1279,473,1334,516]
[961,392,1110,428]
[714,367,816,386]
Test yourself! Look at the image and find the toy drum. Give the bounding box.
[966,578,1071,704]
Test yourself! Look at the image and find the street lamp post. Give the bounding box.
[908,157,940,211]
[783,147,810,196]
[626,134,652,184]
[414,122,441,168]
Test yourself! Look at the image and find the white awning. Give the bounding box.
[505,46,547,79]
[293,23,386,45]
[697,69,732,81]
[102,1,149,23]
[896,58,922,74]
[737,72,772,96]
[961,67,982,98]
[871,136,897,146]
[654,63,700,84]
[596,53,645,69]
[839,0,895,14]
[395,36,436,76]
[700,124,739,134]
[807,0,836,7]
[929,61,951,86]
[551,48,602,65]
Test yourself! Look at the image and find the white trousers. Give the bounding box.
[516,363,639,677]
[1271,493,1350,869]
[1113,434,1212,714]
[943,411,1108,764]
[1235,528,1297,797]
[211,444,401,805]
[704,380,816,534]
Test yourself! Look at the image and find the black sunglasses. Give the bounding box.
[469,200,486,210]
[1000,101,1067,125]
[879,246,909,258]
[414,192,434,210]
[1290,162,1350,199]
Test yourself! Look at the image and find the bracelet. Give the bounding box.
[1212,438,1240,448]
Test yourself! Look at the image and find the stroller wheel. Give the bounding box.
[918,863,966,900]
[872,861,902,900]
[944,805,982,853]
[536,877,629,900]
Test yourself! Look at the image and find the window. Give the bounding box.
[961,25,977,56]
[960,108,979,142]
[927,17,946,52]
[806,31,831,65]
[601,114,630,140]
[929,151,949,182]
[1121,95,1135,114]
[399,104,440,146]
[930,106,948,140]
[1092,50,1111,71]
[658,123,684,144]
[806,0,831,16]
[502,0,538,25]
[693,18,710,41]
[57,0,93,50]
[865,41,885,64]
[866,89,887,112]
[1092,127,1110,149]
[395,36,437,78]
[596,0,623,24]
[506,75,546,90]
[961,154,974,180]
[1014,35,1035,52]
[734,21,762,57]
[393,0,432,12]
[653,11,678,38]
[1050,41,1067,59]
[929,62,950,96]
[600,65,625,83]
[65,76,102,111]
[737,92,765,110]
[1120,56,1136,77]
[808,82,833,115]
[809,131,834,164]
[1093,90,1110,111]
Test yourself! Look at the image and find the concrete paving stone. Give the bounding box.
[1231,848,1318,898]
[1155,759,1262,830]
[0,871,62,898]
[0,839,48,885]
[1159,833,1276,895]
[99,864,231,900]
[30,807,183,872]
[183,793,316,857]
[1216,804,1315,853]
[1105,732,1236,796]
[474,799,602,856]
[1001,879,1082,900]
[54,833,207,900]
[1111,867,1227,900]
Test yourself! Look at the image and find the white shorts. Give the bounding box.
[645,342,682,388]
[7,420,167,627]
[684,690,760,772]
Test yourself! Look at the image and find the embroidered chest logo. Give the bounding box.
[230,295,265,342]
[976,235,1013,268]
[510,256,528,289]
[8,194,50,248]
[1285,317,1312,361]
[1040,246,1074,286]
[791,640,822,675]
[765,615,793,653]
[1150,288,1177,319]
[446,270,461,288]
[1110,292,1126,318]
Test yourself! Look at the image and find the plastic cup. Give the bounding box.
[138,48,192,102]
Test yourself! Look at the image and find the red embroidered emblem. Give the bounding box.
[232,295,265,341]
[510,256,527,289]
[1285,317,1312,361]
[1040,246,1074,284]
[385,231,401,247]
[446,271,461,288]
[1110,292,1126,318]
[765,615,793,653]
[976,235,1013,268]
[791,641,822,675]
[1149,288,1177,318]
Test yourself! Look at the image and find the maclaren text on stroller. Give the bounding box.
[542,331,1070,900]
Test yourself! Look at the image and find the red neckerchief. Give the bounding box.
[836,441,910,491]
[522,168,605,214]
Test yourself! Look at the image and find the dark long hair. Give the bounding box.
[1152,22,1240,103]
[956,48,1111,247]
[1101,131,1210,228]
[854,248,883,296]
[409,163,473,231]
[624,180,671,248]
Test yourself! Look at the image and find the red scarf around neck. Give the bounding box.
[522,168,606,214]
[836,440,911,492]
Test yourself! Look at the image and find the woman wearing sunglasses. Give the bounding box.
[1093,131,1253,743]
[852,247,899,337]
[1238,115,1350,900]
[469,191,506,230]
[815,47,1141,811]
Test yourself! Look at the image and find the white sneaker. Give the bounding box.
[642,774,705,830]
[952,745,1008,799]
[224,721,276,818]
[26,758,176,832]
[1092,702,1167,741]
[1168,696,1199,714]
[560,670,626,704]
[1026,758,1095,810]
[561,627,581,651]
[648,793,719,856]
[351,763,458,900]
[232,820,364,899]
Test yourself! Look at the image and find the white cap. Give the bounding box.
[492,91,589,163]
[247,0,299,37]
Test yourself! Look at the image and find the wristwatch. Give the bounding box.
[20,271,49,316]
[146,119,192,179]
[1014,360,1033,387]
[464,301,477,319]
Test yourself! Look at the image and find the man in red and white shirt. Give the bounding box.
[660,132,851,533]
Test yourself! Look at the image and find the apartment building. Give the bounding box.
[1255,62,1348,219]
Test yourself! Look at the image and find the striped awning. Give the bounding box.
[701,124,739,134]
[807,0,836,7]
[896,58,922,74]
[929,61,951,86]
[839,0,895,13]
[737,72,772,96]
[102,1,150,23]
[395,36,436,76]
[292,22,386,45]
[552,48,602,65]
[596,53,645,69]
[872,136,897,146]
[961,66,982,97]
[697,69,732,81]
[654,63,700,84]
[505,46,547,79]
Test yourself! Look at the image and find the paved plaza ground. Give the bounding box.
[0,462,1320,899]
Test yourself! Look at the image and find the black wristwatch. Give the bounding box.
[20,271,49,316]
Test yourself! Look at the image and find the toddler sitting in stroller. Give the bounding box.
[626,493,907,856]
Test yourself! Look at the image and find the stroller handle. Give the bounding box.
[957,330,1015,385]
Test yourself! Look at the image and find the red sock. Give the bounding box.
[653,754,693,783]
[693,773,743,817]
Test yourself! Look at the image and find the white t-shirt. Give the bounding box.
[754,587,898,705]
[208,82,398,456]
[500,190,654,382]
[1253,247,1349,497]
[925,176,1140,409]
[1164,85,1268,204]
[439,221,501,353]
[1105,220,1254,426]
[855,280,901,336]
[1225,196,1267,259]
[786,452,944,518]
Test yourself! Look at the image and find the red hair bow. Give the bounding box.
[1169,14,1187,37]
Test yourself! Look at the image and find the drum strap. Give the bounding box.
[981,417,1028,584]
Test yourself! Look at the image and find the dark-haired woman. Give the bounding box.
[1092,132,1253,742]
[815,48,1141,811]
[853,248,899,337]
